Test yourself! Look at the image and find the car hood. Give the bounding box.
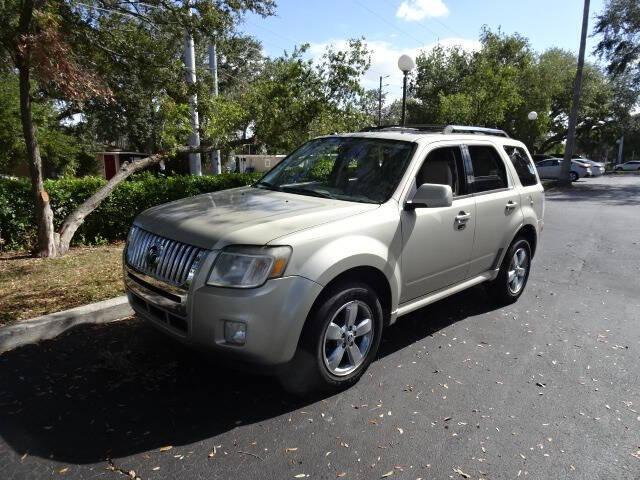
[134,186,380,249]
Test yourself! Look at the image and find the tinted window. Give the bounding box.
[503,146,538,186]
[467,145,508,193]
[258,137,415,203]
[416,146,466,196]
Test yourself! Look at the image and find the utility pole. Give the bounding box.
[184,4,202,176]
[378,76,383,126]
[617,135,624,164]
[208,41,222,174]
[559,0,590,186]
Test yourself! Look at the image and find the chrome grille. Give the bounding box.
[126,226,206,288]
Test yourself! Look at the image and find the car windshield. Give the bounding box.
[254,136,416,203]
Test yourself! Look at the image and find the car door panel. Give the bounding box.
[468,190,523,276]
[399,144,476,303]
[464,143,524,277]
[400,197,476,302]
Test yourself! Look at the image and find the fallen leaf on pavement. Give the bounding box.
[453,467,471,478]
[159,446,173,452]
[397,427,404,434]
[58,467,69,474]
[285,448,298,453]
[381,471,394,478]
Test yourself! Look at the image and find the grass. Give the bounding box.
[0,244,125,327]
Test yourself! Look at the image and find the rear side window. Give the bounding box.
[504,146,538,186]
[467,145,508,193]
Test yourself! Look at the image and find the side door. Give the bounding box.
[547,159,561,178]
[536,159,557,178]
[465,143,524,277]
[535,160,550,178]
[400,144,476,303]
[503,144,544,225]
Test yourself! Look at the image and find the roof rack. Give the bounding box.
[442,125,509,138]
[360,124,445,133]
[359,124,509,138]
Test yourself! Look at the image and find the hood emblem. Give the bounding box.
[145,244,163,269]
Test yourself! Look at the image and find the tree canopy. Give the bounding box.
[594,0,640,86]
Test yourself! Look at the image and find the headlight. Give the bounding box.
[207,245,292,288]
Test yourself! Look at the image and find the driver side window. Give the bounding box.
[415,146,466,196]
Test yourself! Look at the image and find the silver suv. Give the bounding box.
[124,125,544,393]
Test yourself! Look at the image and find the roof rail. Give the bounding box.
[443,125,509,138]
[359,124,446,132]
[360,124,509,138]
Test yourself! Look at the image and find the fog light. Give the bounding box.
[224,321,246,345]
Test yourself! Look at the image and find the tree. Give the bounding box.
[235,40,372,153]
[0,70,91,176]
[0,0,275,257]
[535,49,614,155]
[594,0,640,87]
[410,28,534,130]
[559,0,590,186]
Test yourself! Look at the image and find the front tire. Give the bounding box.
[485,237,532,305]
[279,281,383,395]
[570,171,579,182]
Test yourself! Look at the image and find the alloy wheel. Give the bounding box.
[507,247,529,294]
[322,300,374,376]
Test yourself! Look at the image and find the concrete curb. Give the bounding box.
[0,296,133,354]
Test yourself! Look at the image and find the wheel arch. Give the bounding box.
[299,264,394,346]
[514,223,538,257]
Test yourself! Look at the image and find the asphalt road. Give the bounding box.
[1,175,639,480]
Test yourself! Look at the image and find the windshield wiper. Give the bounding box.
[254,180,278,190]
[280,186,334,199]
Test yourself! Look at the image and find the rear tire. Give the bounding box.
[485,237,532,306]
[278,281,383,396]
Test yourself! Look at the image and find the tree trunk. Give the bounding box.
[56,154,165,255]
[56,147,209,255]
[559,0,591,186]
[16,0,58,257]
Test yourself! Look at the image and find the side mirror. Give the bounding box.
[405,183,453,210]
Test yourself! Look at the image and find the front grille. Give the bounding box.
[126,226,206,288]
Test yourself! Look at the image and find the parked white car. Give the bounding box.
[614,160,640,171]
[575,158,605,176]
[535,158,591,182]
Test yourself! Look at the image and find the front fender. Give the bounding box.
[272,205,403,320]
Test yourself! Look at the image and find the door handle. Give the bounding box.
[455,211,471,223]
[505,201,518,210]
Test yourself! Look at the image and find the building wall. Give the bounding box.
[228,155,286,173]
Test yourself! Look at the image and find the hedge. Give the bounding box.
[0,172,262,251]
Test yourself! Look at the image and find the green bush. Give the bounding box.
[0,172,261,251]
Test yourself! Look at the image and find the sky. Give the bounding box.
[241,0,607,99]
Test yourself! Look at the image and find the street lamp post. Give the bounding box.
[398,54,415,127]
[528,111,538,152]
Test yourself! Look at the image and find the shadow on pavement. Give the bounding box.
[545,178,640,206]
[0,286,495,464]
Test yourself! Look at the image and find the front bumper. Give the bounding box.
[125,264,323,366]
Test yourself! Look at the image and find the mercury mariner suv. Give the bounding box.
[124,125,544,393]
